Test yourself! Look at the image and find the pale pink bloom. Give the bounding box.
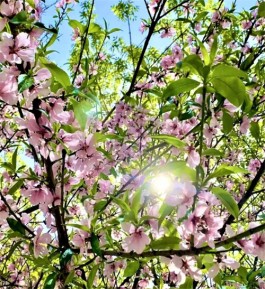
[184,205,223,248]
[140,21,148,33]
[240,116,250,134]
[122,223,150,254]
[251,232,265,260]
[0,200,8,219]
[89,63,98,75]
[242,20,252,30]
[211,11,221,22]
[195,23,201,32]
[223,99,238,114]
[33,227,51,257]
[71,28,80,40]
[221,20,231,29]
[241,44,251,54]
[204,124,217,145]
[248,159,261,174]
[161,27,176,38]
[161,55,176,70]
[138,279,150,288]
[208,256,239,278]
[0,0,23,17]
[56,0,76,8]
[172,256,202,281]
[0,32,35,64]
[198,191,219,206]
[0,75,18,105]
[172,45,183,61]
[165,181,196,218]
[186,145,200,168]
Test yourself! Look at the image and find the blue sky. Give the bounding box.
[41,0,257,68]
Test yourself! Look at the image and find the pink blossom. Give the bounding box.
[140,22,148,33]
[211,11,221,23]
[0,72,18,105]
[184,205,223,248]
[208,256,239,278]
[33,227,51,257]
[161,55,177,70]
[165,181,196,218]
[187,145,200,168]
[242,20,252,30]
[250,232,265,260]
[161,27,176,38]
[172,45,183,61]
[0,0,23,17]
[0,32,35,64]
[122,223,150,254]
[172,256,202,281]
[240,116,250,134]
[248,159,261,174]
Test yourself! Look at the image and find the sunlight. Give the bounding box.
[151,173,174,196]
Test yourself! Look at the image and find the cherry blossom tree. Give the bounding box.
[0,0,265,288]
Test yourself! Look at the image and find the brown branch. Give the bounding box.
[78,223,265,259]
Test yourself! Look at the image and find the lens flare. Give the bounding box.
[151,173,173,196]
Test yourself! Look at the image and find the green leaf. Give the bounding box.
[212,64,248,79]
[71,99,94,130]
[65,270,75,285]
[211,77,246,107]
[258,2,265,17]
[196,38,210,65]
[159,203,175,227]
[6,241,23,260]
[108,28,122,34]
[182,55,204,76]
[12,148,18,171]
[212,187,239,219]
[10,11,28,24]
[94,200,107,212]
[91,232,103,257]
[40,58,71,89]
[18,74,34,93]
[124,261,139,277]
[163,78,200,99]
[250,121,260,141]
[222,110,234,134]
[151,135,186,149]
[131,189,142,216]
[202,148,223,157]
[87,264,99,288]
[210,35,218,64]
[43,272,57,289]
[60,249,73,268]
[205,165,248,183]
[8,179,24,195]
[67,223,90,233]
[150,236,180,249]
[68,20,84,33]
[112,197,131,212]
[162,161,196,182]
[7,218,25,236]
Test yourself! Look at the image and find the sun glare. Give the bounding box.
[151,173,174,196]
